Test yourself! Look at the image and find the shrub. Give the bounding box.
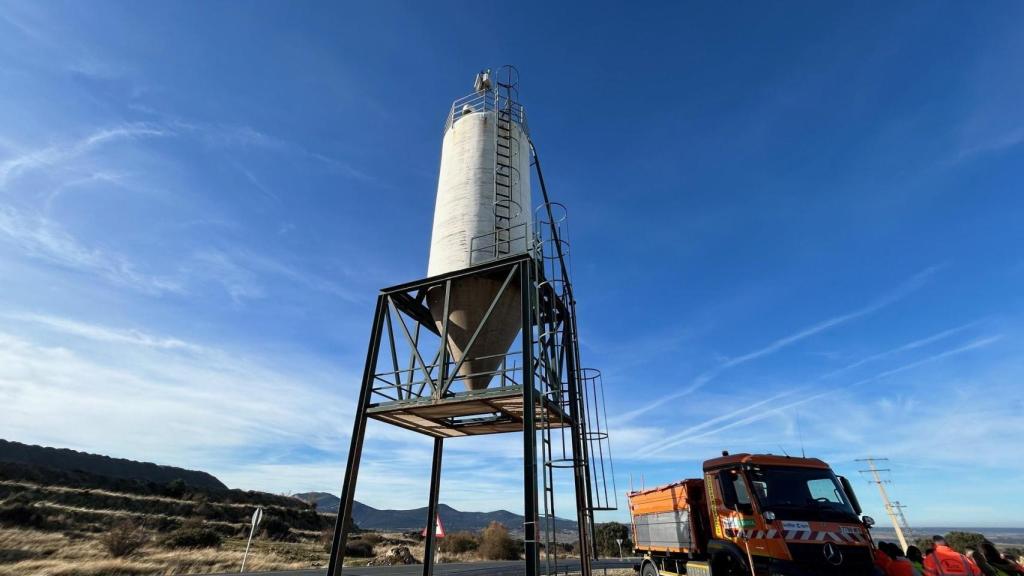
[162,519,223,549]
[345,538,375,557]
[945,532,987,554]
[479,521,519,560]
[320,526,336,551]
[915,532,988,555]
[360,532,384,546]
[101,519,148,557]
[0,502,48,529]
[594,521,631,557]
[261,516,292,541]
[440,531,479,554]
[163,479,188,498]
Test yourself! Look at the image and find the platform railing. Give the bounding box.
[469,222,530,265]
[444,89,528,135]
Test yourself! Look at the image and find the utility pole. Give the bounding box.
[857,457,908,552]
[891,501,914,542]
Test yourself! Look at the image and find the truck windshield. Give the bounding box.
[745,465,858,522]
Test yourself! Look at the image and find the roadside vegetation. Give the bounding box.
[0,472,594,575]
[0,459,640,574]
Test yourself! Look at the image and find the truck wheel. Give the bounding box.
[711,555,743,576]
[641,561,659,576]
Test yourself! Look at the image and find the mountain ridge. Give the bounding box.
[0,438,226,490]
[295,491,577,532]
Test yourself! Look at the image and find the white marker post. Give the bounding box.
[240,506,263,573]
[616,538,623,558]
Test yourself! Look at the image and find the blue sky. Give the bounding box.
[1,1,1022,528]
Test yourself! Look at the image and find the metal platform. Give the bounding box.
[367,386,571,438]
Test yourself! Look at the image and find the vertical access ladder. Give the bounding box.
[493,93,519,257]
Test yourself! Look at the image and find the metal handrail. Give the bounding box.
[371,349,529,400]
[444,89,529,135]
[469,222,530,265]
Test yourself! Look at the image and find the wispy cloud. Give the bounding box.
[0,123,168,188]
[42,171,129,213]
[5,312,206,353]
[956,126,1024,162]
[635,335,1002,459]
[0,203,183,295]
[843,335,1002,389]
[168,120,380,186]
[822,321,981,378]
[0,316,354,473]
[184,248,363,305]
[613,266,942,425]
[633,388,804,458]
[233,163,280,202]
[186,249,266,303]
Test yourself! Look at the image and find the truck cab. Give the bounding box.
[703,453,874,575]
[630,453,876,576]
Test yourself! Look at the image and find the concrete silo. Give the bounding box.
[427,69,532,390]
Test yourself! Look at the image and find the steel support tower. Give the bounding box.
[324,193,614,576]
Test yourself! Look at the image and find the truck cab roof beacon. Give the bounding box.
[427,69,532,390]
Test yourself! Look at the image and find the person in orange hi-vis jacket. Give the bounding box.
[924,535,982,576]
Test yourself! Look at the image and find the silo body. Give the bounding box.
[427,106,532,391]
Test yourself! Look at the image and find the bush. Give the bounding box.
[915,532,988,554]
[345,538,375,557]
[101,519,147,557]
[162,520,223,549]
[945,532,987,554]
[594,522,631,557]
[163,479,188,498]
[360,532,384,546]
[0,502,48,529]
[261,516,292,541]
[440,531,479,554]
[479,522,519,560]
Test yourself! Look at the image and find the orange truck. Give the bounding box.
[628,452,877,576]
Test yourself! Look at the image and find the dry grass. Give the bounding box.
[0,526,631,575]
[0,526,322,576]
[19,500,245,532]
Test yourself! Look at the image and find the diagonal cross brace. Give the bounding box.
[388,296,438,395]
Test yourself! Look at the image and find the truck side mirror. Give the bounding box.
[839,475,862,515]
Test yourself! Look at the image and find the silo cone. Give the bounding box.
[427,277,521,391]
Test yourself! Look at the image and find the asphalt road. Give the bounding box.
[213,558,636,576]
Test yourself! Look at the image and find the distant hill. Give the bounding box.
[0,439,226,490]
[296,491,342,513]
[0,442,327,575]
[295,491,577,532]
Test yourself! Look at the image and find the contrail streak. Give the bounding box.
[613,265,942,425]
[640,335,1000,458]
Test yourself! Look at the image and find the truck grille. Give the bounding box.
[786,543,873,575]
